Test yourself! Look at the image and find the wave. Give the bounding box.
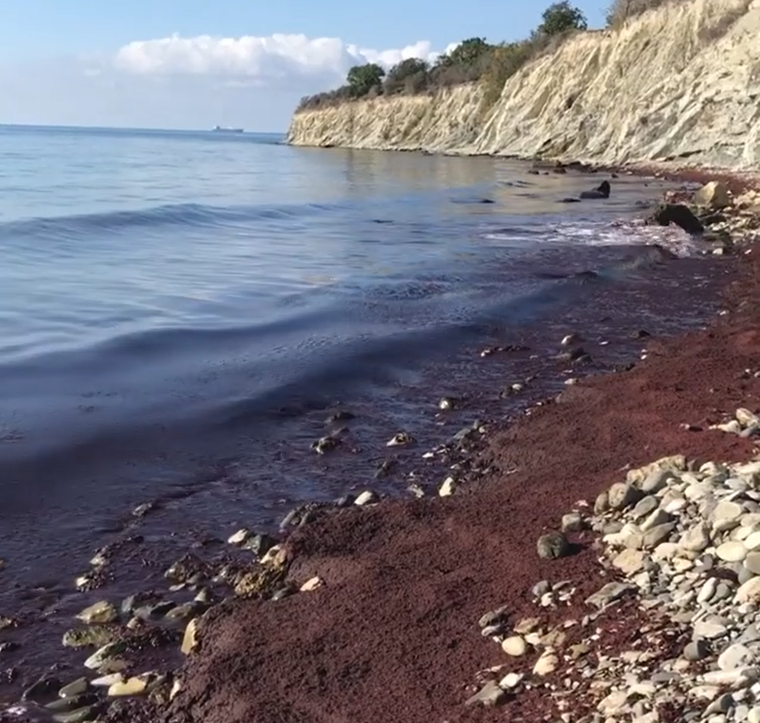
[0,200,347,242]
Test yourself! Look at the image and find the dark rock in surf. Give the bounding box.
[647,204,704,235]
[579,180,611,200]
[561,197,582,204]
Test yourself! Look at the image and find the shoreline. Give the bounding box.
[2,175,758,723]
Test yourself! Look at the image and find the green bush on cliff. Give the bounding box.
[605,0,684,26]
[295,2,587,111]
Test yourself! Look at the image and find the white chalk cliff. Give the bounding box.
[287,0,760,169]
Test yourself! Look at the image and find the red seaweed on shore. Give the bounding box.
[107,245,760,720]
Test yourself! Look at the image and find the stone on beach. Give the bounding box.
[501,636,527,657]
[536,531,570,560]
[76,600,118,625]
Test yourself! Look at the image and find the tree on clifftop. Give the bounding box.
[436,37,493,68]
[347,63,386,97]
[537,1,588,35]
[384,58,430,94]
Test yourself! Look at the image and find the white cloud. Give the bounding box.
[114,33,445,85]
[0,34,457,131]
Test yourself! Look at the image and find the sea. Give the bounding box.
[0,125,728,681]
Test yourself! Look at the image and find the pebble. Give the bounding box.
[354,490,378,506]
[608,483,641,510]
[465,681,506,708]
[719,644,755,671]
[586,582,634,609]
[718,541,749,562]
[684,639,709,661]
[536,531,570,560]
[561,511,584,533]
[498,672,523,689]
[501,636,527,657]
[681,523,711,552]
[181,619,199,655]
[533,650,559,676]
[108,673,151,697]
[439,477,456,497]
[83,641,127,671]
[76,600,118,625]
[58,678,89,699]
[612,549,645,575]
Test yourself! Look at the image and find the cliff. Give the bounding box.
[287,0,760,169]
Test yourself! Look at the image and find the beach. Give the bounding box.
[3,164,760,722]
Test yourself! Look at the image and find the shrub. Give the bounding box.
[605,0,683,26]
[384,58,430,95]
[537,2,588,35]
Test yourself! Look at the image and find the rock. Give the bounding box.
[537,531,570,560]
[91,673,124,687]
[713,500,744,523]
[227,528,251,545]
[698,578,718,604]
[354,490,378,506]
[561,512,585,533]
[586,582,635,609]
[608,482,641,510]
[76,600,118,625]
[594,490,610,515]
[702,667,760,687]
[513,617,540,634]
[465,680,507,708]
[386,432,415,447]
[681,523,712,552]
[736,578,760,604]
[498,672,523,689]
[612,549,645,575]
[641,468,672,494]
[640,508,672,532]
[705,693,735,715]
[631,495,659,521]
[108,674,150,697]
[684,639,709,662]
[693,620,729,640]
[532,580,551,597]
[51,708,97,723]
[83,641,127,671]
[181,618,198,655]
[745,531,760,551]
[718,541,749,563]
[501,636,527,657]
[62,625,117,649]
[695,181,731,210]
[648,203,705,234]
[642,523,676,549]
[300,577,324,592]
[533,650,559,676]
[438,477,456,497]
[748,708,760,723]
[58,678,89,699]
[478,605,508,629]
[719,644,756,671]
[745,552,760,575]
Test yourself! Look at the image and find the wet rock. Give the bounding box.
[83,641,128,671]
[51,707,98,723]
[311,435,341,455]
[227,528,251,545]
[132,501,155,517]
[242,532,276,557]
[58,679,89,699]
[62,626,117,649]
[438,477,457,497]
[647,203,705,235]
[536,531,570,560]
[181,619,199,655]
[23,676,61,704]
[354,490,379,506]
[387,432,415,447]
[695,181,731,210]
[300,577,324,592]
[76,600,118,625]
[108,673,151,697]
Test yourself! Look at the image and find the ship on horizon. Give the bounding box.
[212,125,244,133]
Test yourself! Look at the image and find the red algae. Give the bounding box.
[131,246,760,720]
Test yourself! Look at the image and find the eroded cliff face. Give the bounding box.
[287,0,760,169]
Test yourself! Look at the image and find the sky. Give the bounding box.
[0,0,608,132]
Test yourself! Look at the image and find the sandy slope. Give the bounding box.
[287,0,760,169]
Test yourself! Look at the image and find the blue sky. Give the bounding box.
[0,0,608,130]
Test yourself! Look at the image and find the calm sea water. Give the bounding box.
[0,123,701,588]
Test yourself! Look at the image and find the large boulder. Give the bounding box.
[647,204,704,235]
[694,181,731,210]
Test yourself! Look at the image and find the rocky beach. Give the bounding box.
[3,175,760,723]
